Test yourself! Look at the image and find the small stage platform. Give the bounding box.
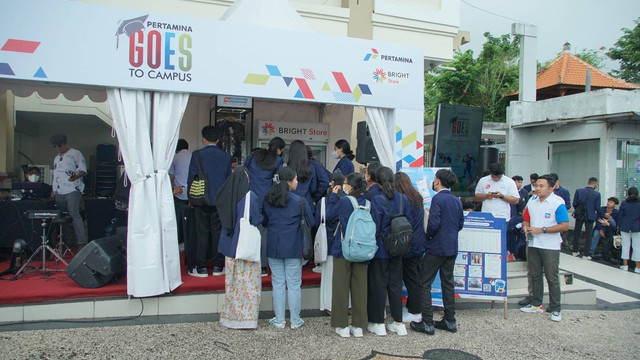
[0,250,322,323]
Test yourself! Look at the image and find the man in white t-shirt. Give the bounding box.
[50,133,87,247]
[474,163,520,219]
[520,174,569,322]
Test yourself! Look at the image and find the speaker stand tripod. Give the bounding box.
[11,218,69,280]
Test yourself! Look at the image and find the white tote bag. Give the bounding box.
[314,197,328,264]
[235,193,261,262]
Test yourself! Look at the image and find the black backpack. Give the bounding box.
[379,194,413,257]
[572,190,593,221]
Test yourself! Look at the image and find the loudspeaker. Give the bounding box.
[66,234,126,288]
[356,121,379,164]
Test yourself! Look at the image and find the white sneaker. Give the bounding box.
[635,267,640,274]
[386,322,408,336]
[367,323,387,336]
[312,265,323,273]
[572,252,580,257]
[620,265,629,271]
[335,327,350,338]
[349,326,363,337]
[550,311,562,322]
[520,305,544,314]
[402,309,422,323]
[583,255,592,260]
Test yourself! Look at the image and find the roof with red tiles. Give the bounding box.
[510,51,639,97]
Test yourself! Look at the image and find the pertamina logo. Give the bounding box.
[363,48,413,63]
[115,15,193,82]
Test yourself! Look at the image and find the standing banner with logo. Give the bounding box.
[432,104,484,197]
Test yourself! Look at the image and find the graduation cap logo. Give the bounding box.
[115,15,149,49]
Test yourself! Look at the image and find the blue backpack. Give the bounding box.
[342,196,378,262]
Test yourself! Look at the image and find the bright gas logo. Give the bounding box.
[261,122,275,136]
[116,15,193,82]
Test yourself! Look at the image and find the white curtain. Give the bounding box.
[107,88,188,297]
[365,107,396,170]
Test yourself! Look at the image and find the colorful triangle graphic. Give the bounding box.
[34,67,47,78]
[283,77,293,87]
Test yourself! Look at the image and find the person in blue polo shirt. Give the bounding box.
[520,174,569,322]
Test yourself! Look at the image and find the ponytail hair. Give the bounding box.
[335,139,355,161]
[254,136,285,171]
[265,167,296,208]
[346,173,367,198]
[377,166,395,199]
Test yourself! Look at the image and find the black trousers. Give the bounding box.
[573,219,594,255]
[420,254,457,324]
[402,256,422,315]
[173,198,188,244]
[193,205,224,269]
[367,257,403,323]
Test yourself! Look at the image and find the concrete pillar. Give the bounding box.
[511,23,537,102]
[0,91,15,188]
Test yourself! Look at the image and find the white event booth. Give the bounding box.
[0,0,425,297]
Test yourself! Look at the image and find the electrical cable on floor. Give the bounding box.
[0,297,144,328]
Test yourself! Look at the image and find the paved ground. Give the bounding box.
[1,307,639,359]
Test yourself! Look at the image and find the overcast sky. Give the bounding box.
[458,0,640,72]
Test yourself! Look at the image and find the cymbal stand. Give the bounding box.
[11,217,68,280]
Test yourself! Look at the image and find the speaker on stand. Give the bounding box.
[65,234,126,288]
[356,121,379,164]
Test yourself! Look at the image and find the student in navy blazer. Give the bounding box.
[243,137,285,273]
[394,171,426,323]
[368,167,412,336]
[332,139,355,176]
[618,187,640,272]
[308,145,331,203]
[324,172,370,337]
[364,162,383,201]
[314,171,346,314]
[217,187,264,329]
[572,177,602,257]
[410,169,464,335]
[187,126,231,278]
[262,167,315,330]
[288,140,317,207]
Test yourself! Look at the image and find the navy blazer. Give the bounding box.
[572,187,601,221]
[325,193,369,259]
[314,195,342,255]
[218,191,264,259]
[403,202,425,259]
[425,189,464,257]
[554,186,571,210]
[594,206,619,231]
[365,184,382,201]
[244,154,283,208]
[187,144,231,206]
[523,184,533,200]
[618,200,640,233]
[310,159,330,203]
[371,191,412,259]
[333,157,354,176]
[291,165,317,208]
[263,193,316,259]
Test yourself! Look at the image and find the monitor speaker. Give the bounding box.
[66,234,126,288]
[356,121,379,164]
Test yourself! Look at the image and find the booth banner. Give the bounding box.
[258,120,329,143]
[432,104,484,196]
[455,212,507,300]
[1,0,423,110]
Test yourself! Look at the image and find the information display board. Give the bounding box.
[455,212,507,300]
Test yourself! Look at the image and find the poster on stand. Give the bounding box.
[455,212,507,300]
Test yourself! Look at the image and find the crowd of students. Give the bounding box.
[211,135,462,337]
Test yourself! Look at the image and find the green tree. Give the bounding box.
[607,18,640,83]
[424,32,519,123]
